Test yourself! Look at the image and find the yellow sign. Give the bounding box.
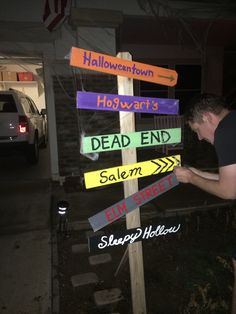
[84,155,181,189]
[70,47,178,87]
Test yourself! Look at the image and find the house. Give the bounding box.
[1,0,236,181]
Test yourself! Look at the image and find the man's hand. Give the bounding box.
[173,166,193,183]
[174,164,236,199]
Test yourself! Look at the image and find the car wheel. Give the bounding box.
[26,135,39,164]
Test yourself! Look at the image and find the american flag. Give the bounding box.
[43,0,72,32]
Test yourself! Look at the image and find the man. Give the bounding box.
[174,93,236,314]
[174,93,236,200]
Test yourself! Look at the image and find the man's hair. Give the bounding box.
[185,93,227,123]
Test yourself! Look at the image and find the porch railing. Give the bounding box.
[154,115,185,155]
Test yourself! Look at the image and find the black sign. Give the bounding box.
[88,223,181,252]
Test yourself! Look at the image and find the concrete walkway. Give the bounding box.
[0,179,52,314]
[0,230,51,314]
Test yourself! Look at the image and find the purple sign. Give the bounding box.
[77,91,179,115]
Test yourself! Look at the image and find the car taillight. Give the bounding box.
[19,116,29,133]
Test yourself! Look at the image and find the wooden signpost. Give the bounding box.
[84,155,180,189]
[70,47,178,86]
[117,52,146,314]
[88,173,179,232]
[82,128,181,153]
[77,91,179,114]
[70,47,179,314]
[88,222,181,252]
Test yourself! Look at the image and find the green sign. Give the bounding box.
[82,128,181,153]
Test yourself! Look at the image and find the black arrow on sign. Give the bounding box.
[151,159,169,174]
[150,160,162,175]
[151,157,178,175]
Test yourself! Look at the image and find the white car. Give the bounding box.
[0,89,47,164]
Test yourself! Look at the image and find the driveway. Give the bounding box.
[0,147,52,314]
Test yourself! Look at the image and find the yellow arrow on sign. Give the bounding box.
[84,155,181,189]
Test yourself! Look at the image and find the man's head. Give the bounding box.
[185,93,228,144]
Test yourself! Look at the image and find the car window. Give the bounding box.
[27,97,40,115]
[0,95,17,112]
[21,97,35,113]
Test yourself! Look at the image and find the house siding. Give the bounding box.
[53,74,121,177]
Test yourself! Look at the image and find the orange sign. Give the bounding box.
[70,47,178,87]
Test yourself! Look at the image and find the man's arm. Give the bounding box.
[188,167,219,180]
[174,164,236,200]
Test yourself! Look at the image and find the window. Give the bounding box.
[0,95,17,112]
[21,97,36,114]
[27,97,39,114]
[138,63,202,118]
[175,65,201,114]
[21,97,31,113]
[139,65,169,119]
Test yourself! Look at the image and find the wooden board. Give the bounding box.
[77,91,179,114]
[117,51,146,314]
[88,222,181,252]
[88,173,179,232]
[82,128,181,153]
[70,47,178,86]
[84,155,181,189]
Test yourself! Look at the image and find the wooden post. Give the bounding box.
[117,52,147,314]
